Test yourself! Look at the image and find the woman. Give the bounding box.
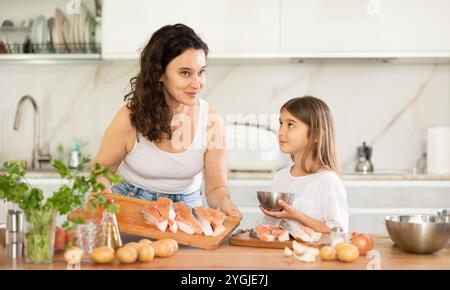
[93,24,241,218]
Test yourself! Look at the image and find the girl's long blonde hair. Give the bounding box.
[281,96,340,174]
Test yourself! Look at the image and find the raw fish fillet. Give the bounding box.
[193,207,227,237]
[174,202,203,234]
[251,224,289,242]
[142,202,168,232]
[279,219,321,243]
[156,197,178,233]
[142,200,228,237]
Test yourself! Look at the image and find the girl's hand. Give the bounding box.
[260,200,298,220]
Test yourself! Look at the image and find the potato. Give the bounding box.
[320,246,337,261]
[337,244,360,263]
[334,243,346,253]
[138,245,155,263]
[151,240,176,257]
[124,242,142,251]
[90,246,115,264]
[64,247,83,264]
[138,239,153,246]
[159,238,178,251]
[116,246,138,264]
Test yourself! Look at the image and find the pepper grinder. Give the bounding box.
[6,202,24,259]
[329,221,345,248]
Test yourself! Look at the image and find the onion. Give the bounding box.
[64,247,83,264]
[351,232,374,255]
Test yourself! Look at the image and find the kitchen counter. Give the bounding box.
[2,169,450,181]
[1,235,449,270]
[228,171,450,181]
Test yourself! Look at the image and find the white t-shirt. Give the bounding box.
[264,167,349,232]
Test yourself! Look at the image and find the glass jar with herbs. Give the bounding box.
[0,158,121,264]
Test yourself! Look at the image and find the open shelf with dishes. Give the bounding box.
[0,0,101,63]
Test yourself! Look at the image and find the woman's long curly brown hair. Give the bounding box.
[124,24,209,143]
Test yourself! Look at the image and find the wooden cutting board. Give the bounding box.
[229,231,330,249]
[67,193,240,250]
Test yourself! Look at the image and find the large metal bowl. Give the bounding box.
[257,191,295,211]
[385,215,450,254]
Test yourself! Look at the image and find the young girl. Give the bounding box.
[260,96,349,233]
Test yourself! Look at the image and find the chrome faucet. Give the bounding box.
[13,95,51,169]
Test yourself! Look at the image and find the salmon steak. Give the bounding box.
[193,207,227,237]
[279,219,321,243]
[251,224,290,242]
[141,197,178,233]
[173,202,203,235]
[141,198,228,237]
[142,202,168,232]
[156,197,178,233]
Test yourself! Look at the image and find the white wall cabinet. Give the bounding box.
[280,0,450,55]
[102,0,280,59]
[103,0,450,60]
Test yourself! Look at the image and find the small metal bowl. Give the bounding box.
[257,191,295,211]
[385,214,450,254]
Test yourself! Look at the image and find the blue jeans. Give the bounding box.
[112,180,204,208]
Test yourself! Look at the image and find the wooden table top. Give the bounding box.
[1,235,449,270]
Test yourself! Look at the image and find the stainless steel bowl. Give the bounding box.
[257,191,295,211]
[385,215,450,254]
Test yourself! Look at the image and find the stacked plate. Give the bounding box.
[29,4,98,54]
[30,15,50,53]
[69,3,97,53]
[53,8,70,53]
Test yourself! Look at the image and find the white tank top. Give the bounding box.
[117,98,209,194]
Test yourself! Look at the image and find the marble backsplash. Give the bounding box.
[0,61,449,173]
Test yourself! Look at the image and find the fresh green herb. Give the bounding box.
[51,157,122,233]
[0,158,122,262]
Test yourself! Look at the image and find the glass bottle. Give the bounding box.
[95,200,122,249]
